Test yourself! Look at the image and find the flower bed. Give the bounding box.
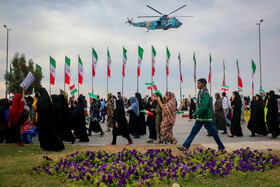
[32,147,280,186]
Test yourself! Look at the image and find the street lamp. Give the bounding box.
[3,25,11,99]
[256,19,263,91]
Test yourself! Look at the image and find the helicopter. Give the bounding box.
[126,5,193,32]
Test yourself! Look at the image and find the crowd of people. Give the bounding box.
[0,78,279,152]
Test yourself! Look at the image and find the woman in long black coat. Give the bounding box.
[135,93,146,135]
[52,94,75,143]
[228,91,243,137]
[248,94,268,136]
[111,99,133,145]
[267,90,279,138]
[146,97,157,143]
[73,95,89,142]
[128,97,141,138]
[37,88,64,151]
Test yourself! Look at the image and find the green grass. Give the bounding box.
[0,145,280,187]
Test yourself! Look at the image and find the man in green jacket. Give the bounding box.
[178,78,226,153]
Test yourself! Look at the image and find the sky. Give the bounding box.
[0,0,280,101]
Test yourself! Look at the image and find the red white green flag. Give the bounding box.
[78,55,84,84]
[137,46,144,77]
[65,56,71,85]
[193,52,196,83]
[152,46,156,76]
[140,110,153,115]
[50,56,56,85]
[92,47,98,77]
[107,48,112,77]
[208,53,212,83]
[221,85,229,91]
[237,60,243,92]
[178,53,183,83]
[69,84,77,95]
[122,47,127,77]
[145,81,154,90]
[166,46,170,76]
[89,92,98,100]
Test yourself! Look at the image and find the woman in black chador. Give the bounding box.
[146,97,157,143]
[73,95,89,142]
[135,93,146,135]
[228,91,243,137]
[266,90,279,138]
[111,99,133,145]
[37,88,64,151]
[247,94,268,136]
[52,94,75,144]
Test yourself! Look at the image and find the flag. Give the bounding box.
[65,56,71,85]
[137,46,144,77]
[259,89,265,96]
[166,46,170,76]
[193,98,197,104]
[153,84,157,90]
[69,84,77,95]
[10,64,12,74]
[107,48,112,77]
[36,64,42,74]
[92,48,98,77]
[145,82,154,90]
[122,47,127,77]
[221,85,229,91]
[140,110,153,115]
[152,46,156,76]
[222,60,226,86]
[89,92,98,100]
[178,53,183,83]
[208,53,212,83]
[237,60,243,92]
[252,59,256,95]
[50,56,56,85]
[193,52,196,83]
[78,55,84,84]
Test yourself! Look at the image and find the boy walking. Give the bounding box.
[178,78,226,153]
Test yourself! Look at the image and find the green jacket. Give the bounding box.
[193,92,213,122]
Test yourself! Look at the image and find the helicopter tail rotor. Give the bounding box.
[125,18,134,26]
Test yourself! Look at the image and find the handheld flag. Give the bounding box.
[145,82,154,90]
[69,84,77,95]
[140,110,153,115]
[89,92,98,100]
[221,85,229,91]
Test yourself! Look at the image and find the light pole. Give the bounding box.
[256,19,263,91]
[3,25,11,99]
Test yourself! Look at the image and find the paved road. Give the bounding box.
[32,115,280,148]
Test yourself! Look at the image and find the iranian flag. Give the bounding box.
[50,56,56,85]
[259,89,265,96]
[122,47,127,77]
[193,98,197,104]
[145,82,154,90]
[89,92,98,100]
[193,52,196,83]
[107,48,112,77]
[178,53,183,83]
[69,84,77,95]
[221,85,229,91]
[92,48,98,77]
[237,60,243,92]
[252,59,256,94]
[65,56,71,85]
[140,110,153,115]
[137,46,144,77]
[166,46,170,76]
[152,46,156,76]
[208,53,212,83]
[78,55,84,84]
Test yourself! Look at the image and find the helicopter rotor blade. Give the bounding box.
[168,5,186,16]
[146,5,164,15]
[172,16,193,17]
[137,16,161,18]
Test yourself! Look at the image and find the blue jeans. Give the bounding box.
[224,108,231,126]
[183,121,225,150]
[21,134,32,143]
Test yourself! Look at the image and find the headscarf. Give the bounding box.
[37,87,52,113]
[214,93,223,111]
[162,92,177,124]
[8,93,24,126]
[129,96,139,116]
[232,91,242,108]
[135,93,144,110]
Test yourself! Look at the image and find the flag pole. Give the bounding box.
[49,55,51,95]
[179,53,182,99]
[78,55,80,96]
[107,47,109,99]
[64,56,66,91]
[151,46,153,96]
[166,46,168,93]
[237,59,238,91]
[209,53,212,97]
[252,59,254,97]
[137,73,139,93]
[122,46,124,97]
[92,49,94,94]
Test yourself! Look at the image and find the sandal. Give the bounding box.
[126,141,133,145]
[177,146,189,152]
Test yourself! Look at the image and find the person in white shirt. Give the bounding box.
[222,92,231,127]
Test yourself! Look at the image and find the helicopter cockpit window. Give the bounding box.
[157,21,161,26]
